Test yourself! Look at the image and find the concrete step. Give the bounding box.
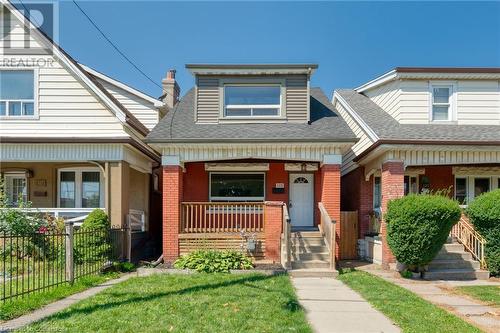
[291,260,330,269]
[434,251,473,260]
[291,231,322,238]
[423,269,490,281]
[440,243,465,253]
[293,252,330,261]
[288,268,338,278]
[291,238,326,247]
[291,245,329,254]
[428,259,480,270]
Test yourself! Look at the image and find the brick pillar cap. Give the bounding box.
[264,201,285,207]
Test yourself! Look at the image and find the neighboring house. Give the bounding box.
[147,64,358,265]
[0,2,167,257]
[333,67,500,268]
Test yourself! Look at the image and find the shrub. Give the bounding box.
[467,189,500,276]
[466,189,500,235]
[174,250,253,273]
[81,209,110,230]
[74,209,111,265]
[386,194,461,269]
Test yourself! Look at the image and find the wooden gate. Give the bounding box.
[340,211,358,260]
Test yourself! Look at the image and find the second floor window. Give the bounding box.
[0,70,36,117]
[224,85,281,117]
[431,85,452,121]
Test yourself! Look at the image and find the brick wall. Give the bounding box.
[320,164,341,259]
[381,161,404,268]
[183,162,209,202]
[264,201,283,262]
[163,165,183,262]
[421,166,454,195]
[341,167,373,238]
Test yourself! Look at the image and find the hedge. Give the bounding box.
[386,194,461,269]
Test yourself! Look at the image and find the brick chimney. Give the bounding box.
[161,69,180,110]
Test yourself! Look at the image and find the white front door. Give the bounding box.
[289,173,314,227]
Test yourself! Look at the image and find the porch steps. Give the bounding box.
[288,231,337,278]
[423,239,489,281]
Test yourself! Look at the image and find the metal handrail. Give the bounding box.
[450,214,486,269]
[318,202,336,270]
[282,203,291,270]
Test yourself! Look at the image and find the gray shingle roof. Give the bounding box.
[336,89,500,142]
[147,88,357,143]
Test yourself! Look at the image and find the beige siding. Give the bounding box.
[363,80,401,120]
[366,79,500,125]
[196,77,220,123]
[194,75,309,123]
[98,79,159,130]
[0,10,128,138]
[286,75,308,122]
[334,101,375,175]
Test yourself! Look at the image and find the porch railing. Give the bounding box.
[128,209,146,232]
[0,208,105,226]
[181,202,265,233]
[318,202,336,270]
[282,204,291,269]
[450,214,486,269]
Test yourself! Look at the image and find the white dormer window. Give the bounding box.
[430,83,455,122]
[224,85,281,117]
[0,69,37,118]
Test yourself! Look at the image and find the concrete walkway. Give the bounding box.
[0,273,134,331]
[292,277,400,333]
[361,267,500,333]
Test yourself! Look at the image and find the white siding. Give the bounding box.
[97,79,159,130]
[365,79,500,125]
[0,10,128,138]
[334,101,375,175]
[285,75,308,123]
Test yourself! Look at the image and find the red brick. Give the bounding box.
[163,165,183,262]
[320,164,341,259]
[264,201,283,262]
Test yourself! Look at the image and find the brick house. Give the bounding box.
[333,67,500,269]
[147,64,357,269]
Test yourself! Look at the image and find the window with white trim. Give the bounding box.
[3,172,28,205]
[404,176,419,195]
[430,84,453,121]
[454,175,497,205]
[373,176,381,210]
[224,85,281,117]
[58,168,103,208]
[210,172,265,201]
[0,70,36,118]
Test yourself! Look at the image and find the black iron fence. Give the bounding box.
[1,225,128,302]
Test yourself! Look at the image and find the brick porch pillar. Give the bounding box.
[320,155,342,259]
[359,168,373,238]
[264,201,283,263]
[381,160,405,269]
[162,156,183,262]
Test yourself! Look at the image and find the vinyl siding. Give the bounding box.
[97,79,159,130]
[334,101,375,175]
[195,74,309,123]
[365,79,500,125]
[0,9,129,138]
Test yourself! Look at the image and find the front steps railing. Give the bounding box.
[318,202,336,270]
[450,214,486,269]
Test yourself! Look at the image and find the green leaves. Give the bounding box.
[174,250,253,273]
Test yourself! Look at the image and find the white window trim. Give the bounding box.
[57,167,104,208]
[3,171,28,204]
[219,79,286,120]
[454,175,498,207]
[404,175,419,195]
[373,176,381,211]
[429,81,457,122]
[209,171,265,202]
[0,67,39,120]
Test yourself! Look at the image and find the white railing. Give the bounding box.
[318,202,336,270]
[450,214,486,269]
[0,207,104,226]
[282,204,291,270]
[128,209,146,232]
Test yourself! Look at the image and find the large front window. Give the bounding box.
[0,70,36,117]
[210,173,265,201]
[3,172,28,205]
[224,85,281,117]
[58,168,102,208]
[454,176,497,205]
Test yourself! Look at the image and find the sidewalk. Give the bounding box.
[0,273,134,331]
[292,277,400,333]
[363,267,500,333]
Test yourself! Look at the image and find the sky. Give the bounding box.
[47,1,500,98]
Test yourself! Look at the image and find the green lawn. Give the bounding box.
[338,270,481,333]
[0,273,119,321]
[22,273,311,333]
[455,285,500,307]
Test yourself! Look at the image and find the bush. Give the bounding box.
[74,209,111,265]
[386,194,461,269]
[82,209,110,230]
[174,250,253,273]
[467,189,500,276]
